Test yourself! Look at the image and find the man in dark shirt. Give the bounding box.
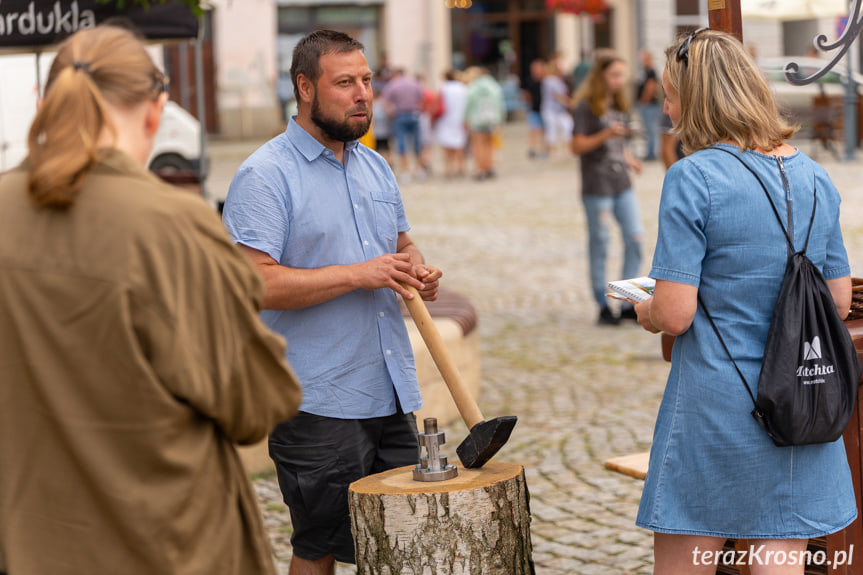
[523,58,547,159]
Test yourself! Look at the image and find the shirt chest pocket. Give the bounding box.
[370,189,400,243]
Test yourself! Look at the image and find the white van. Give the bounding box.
[0,53,202,175]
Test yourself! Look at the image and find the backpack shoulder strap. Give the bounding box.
[709,146,817,255]
[697,292,758,408]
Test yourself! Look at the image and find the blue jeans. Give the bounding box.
[582,189,643,307]
[391,112,421,157]
[637,102,660,160]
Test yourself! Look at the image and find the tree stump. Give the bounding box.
[349,461,534,575]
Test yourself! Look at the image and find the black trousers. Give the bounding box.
[268,409,419,563]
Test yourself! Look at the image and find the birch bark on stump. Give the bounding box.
[349,461,534,575]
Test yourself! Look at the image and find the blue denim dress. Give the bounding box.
[636,144,858,538]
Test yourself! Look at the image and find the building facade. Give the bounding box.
[207,0,604,138]
[200,0,844,139]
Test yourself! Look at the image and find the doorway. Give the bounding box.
[450,0,553,84]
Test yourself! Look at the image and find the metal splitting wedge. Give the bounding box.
[401,284,517,468]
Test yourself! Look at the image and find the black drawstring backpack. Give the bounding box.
[699,147,861,447]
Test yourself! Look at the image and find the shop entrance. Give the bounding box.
[449,0,554,83]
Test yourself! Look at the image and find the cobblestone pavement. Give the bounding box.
[208,123,863,574]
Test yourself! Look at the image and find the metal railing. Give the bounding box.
[783,0,862,160]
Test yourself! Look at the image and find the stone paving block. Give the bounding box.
[558,517,607,533]
[589,526,626,539]
[542,541,596,560]
[553,530,599,546]
[617,560,654,574]
[541,562,584,575]
[617,529,652,544]
[530,550,558,564]
[529,501,575,522]
[604,542,639,556]
[544,556,590,571]
[541,491,581,505]
[530,523,572,541]
[606,501,643,517]
[576,562,629,575]
[615,544,654,562]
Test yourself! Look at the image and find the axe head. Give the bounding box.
[456,416,517,469]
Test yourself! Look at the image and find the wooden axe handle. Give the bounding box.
[401,284,484,429]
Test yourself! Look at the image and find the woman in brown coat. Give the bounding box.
[0,25,302,575]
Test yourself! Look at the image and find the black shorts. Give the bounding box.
[268,409,419,563]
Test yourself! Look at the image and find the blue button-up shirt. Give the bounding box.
[222,119,422,419]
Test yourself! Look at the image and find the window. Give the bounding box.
[276,4,382,89]
[676,0,701,16]
[674,0,707,32]
[594,10,614,49]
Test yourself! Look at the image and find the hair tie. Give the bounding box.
[72,61,92,75]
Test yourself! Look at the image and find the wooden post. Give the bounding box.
[707,0,743,42]
[349,461,534,574]
[830,317,863,575]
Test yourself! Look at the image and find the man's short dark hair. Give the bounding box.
[291,29,365,101]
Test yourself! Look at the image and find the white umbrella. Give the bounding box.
[741,0,848,20]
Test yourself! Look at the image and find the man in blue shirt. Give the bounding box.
[222,30,442,575]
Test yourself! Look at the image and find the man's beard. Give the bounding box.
[311,94,372,142]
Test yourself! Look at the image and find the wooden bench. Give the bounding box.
[604,450,649,480]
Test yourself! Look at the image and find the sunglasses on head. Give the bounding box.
[677,26,709,68]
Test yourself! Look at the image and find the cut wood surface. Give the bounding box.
[349,461,534,574]
[350,460,521,494]
[604,451,650,480]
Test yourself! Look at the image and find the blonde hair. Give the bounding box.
[573,49,630,117]
[664,29,797,155]
[28,25,164,208]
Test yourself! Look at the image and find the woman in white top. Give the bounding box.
[434,70,469,177]
[541,63,574,155]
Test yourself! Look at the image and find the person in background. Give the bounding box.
[523,58,548,159]
[636,49,660,161]
[0,24,302,575]
[381,67,426,180]
[747,42,764,66]
[418,74,438,177]
[540,59,574,158]
[570,50,644,326]
[222,29,442,575]
[372,52,392,93]
[572,49,592,92]
[464,66,506,181]
[435,69,469,178]
[372,87,393,165]
[634,29,856,573]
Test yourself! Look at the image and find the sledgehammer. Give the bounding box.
[401,284,517,468]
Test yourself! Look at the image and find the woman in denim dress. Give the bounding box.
[634,29,857,573]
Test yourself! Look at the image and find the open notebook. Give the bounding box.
[606,276,655,303]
